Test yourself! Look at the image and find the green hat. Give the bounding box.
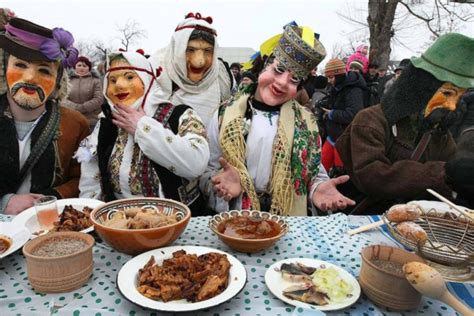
[411,33,474,88]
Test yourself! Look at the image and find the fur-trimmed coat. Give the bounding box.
[0,95,89,199]
[336,104,456,212]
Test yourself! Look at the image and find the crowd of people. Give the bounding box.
[1,8,473,217]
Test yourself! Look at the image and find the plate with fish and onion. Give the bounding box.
[265,258,360,311]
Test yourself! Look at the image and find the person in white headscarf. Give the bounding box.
[149,12,235,127]
[77,50,210,215]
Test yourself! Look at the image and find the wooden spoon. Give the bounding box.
[403,262,473,315]
[347,220,384,236]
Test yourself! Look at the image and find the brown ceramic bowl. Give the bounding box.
[90,197,190,255]
[209,210,288,253]
[23,231,94,293]
[359,245,426,311]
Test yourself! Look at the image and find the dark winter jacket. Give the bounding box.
[364,73,380,107]
[336,105,456,214]
[326,71,366,142]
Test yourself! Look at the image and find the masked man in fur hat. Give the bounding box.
[336,33,474,214]
[0,18,89,215]
[200,23,355,216]
[149,12,235,127]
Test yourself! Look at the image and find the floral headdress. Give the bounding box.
[0,17,78,67]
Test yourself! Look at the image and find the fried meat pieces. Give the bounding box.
[137,250,231,302]
[51,205,93,232]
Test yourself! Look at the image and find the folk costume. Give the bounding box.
[0,18,89,213]
[149,12,234,127]
[200,24,330,216]
[78,51,210,215]
[336,33,474,214]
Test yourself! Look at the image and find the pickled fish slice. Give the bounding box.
[283,285,328,305]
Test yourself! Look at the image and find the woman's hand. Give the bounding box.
[211,158,242,201]
[112,104,146,135]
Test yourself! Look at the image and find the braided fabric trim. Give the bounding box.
[18,103,60,181]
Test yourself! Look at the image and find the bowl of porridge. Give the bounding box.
[23,231,94,293]
[359,245,426,310]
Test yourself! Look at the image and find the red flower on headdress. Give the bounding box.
[155,66,163,78]
[185,12,213,24]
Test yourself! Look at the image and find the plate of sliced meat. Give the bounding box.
[265,258,360,311]
[117,245,247,312]
[12,198,104,238]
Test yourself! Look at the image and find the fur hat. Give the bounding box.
[395,58,410,72]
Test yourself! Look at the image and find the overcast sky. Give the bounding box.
[4,0,474,66]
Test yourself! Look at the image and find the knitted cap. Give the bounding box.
[349,60,364,72]
[325,58,346,77]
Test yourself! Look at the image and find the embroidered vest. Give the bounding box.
[96,102,206,215]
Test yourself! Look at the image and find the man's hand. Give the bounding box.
[4,193,44,215]
[211,157,242,201]
[312,175,355,212]
[112,103,146,135]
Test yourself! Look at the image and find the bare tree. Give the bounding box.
[399,0,474,38]
[366,0,399,68]
[338,0,473,68]
[331,33,369,61]
[76,39,113,64]
[116,19,147,51]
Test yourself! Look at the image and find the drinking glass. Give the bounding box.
[35,196,59,230]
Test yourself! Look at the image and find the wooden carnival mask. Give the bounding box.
[424,82,466,118]
[106,58,145,107]
[186,39,214,82]
[6,55,59,110]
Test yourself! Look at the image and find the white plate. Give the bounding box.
[117,245,247,312]
[0,222,31,259]
[11,198,104,237]
[265,258,361,311]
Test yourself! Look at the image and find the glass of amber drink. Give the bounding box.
[35,196,59,230]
